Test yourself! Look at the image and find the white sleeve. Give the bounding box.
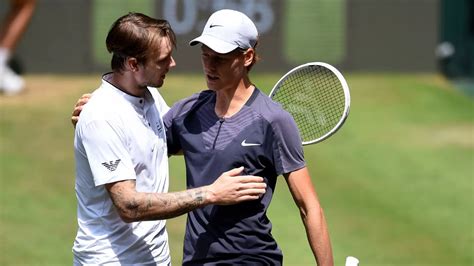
[79,119,136,186]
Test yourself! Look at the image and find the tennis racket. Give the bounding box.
[269,62,351,145]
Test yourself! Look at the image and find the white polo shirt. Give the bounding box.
[73,74,170,265]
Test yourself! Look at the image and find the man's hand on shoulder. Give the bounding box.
[71,93,92,128]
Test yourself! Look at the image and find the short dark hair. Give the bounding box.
[106,12,177,71]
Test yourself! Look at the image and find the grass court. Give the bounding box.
[0,73,472,265]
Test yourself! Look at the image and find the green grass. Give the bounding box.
[0,73,472,265]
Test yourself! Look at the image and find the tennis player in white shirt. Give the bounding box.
[72,12,266,265]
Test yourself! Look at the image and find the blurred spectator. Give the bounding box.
[0,0,36,96]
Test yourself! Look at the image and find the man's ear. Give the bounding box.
[243,48,255,67]
[125,57,139,72]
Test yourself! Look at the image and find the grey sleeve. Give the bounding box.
[270,111,306,175]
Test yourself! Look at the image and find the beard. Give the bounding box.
[139,78,164,89]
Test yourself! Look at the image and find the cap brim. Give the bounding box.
[189,35,238,54]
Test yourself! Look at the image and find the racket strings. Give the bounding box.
[272,65,346,143]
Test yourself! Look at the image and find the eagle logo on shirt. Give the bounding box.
[102,159,121,171]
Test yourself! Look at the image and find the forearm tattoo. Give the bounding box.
[109,180,208,221]
[146,189,207,220]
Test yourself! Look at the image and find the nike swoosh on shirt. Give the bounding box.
[241,140,261,147]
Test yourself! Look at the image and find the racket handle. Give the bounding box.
[345,256,359,266]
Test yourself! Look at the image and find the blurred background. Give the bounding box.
[0,0,466,73]
[1,0,473,78]
[0,0,473,265]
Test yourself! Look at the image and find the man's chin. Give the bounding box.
[206,81,218,91]
[145,81,163,88]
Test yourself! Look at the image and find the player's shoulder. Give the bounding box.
[251,88,293,123]
[169,89,214,114]
[78,84,125,126]
[178,89,214,104]
[250,89,301,146]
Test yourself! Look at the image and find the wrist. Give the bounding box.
[202,185,216,205]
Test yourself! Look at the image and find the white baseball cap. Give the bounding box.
[189,9,258,54]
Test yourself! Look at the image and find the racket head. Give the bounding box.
[269,62,351,145]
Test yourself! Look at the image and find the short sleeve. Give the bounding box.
[78,119,136,186]
[270,112,306,175]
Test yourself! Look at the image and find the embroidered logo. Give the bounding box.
[241,139,261,147]
[102,159,121,171]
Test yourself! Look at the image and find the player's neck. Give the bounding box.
[214,79,254,118]
[110,72,146,97]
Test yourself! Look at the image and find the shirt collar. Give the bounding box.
[101,73,153,109]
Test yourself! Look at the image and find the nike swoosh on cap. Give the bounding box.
[209,24,223,28]
[241,140,261,147]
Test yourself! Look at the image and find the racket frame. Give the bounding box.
[269,62,351,145]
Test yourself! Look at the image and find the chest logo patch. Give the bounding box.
[102,159,121,171]
[241,139,261,147]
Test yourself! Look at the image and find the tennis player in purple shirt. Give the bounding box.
[164,9,333,266]
[71,9,333,266]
